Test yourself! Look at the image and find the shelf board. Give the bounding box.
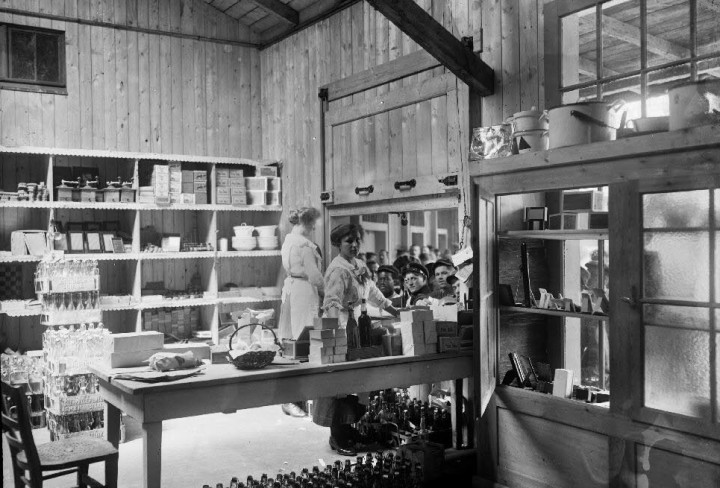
[0,145,279,167]
[0,201,282,212]
[498,229,608,241]
[0,250,282,264]
[218,296,281,305]
[500,305,609,322]
[138,298,212,310]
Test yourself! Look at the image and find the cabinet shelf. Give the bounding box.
[0,201,282,212]
[498,230,608,241]
[500,305,608,322]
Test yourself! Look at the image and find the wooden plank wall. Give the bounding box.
[0,0,261,159]
[259,0,484,245]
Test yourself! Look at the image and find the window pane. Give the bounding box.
[716,190,719,226]
[697,3,720,57]
[645,326,711,420]
[716,313,720,423]
[562,7,596,88]
[35,33,59,83]
[643,304,710,330]
[600,75,640,112]
[581,321,609,390]
[10,30,35,80]
[602,0,641,75]
[647,0,690,68]
[647,62,691,103]
[643,232,710,301]
[643,190,709,228]
[715,233,719,304]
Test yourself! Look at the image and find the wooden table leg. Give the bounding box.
[105,402,121,448]
[142,421,162,488]
[105,403,121,487]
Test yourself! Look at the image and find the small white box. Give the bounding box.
[108,331,164,353]
[313,317,339,330]
[553,369,574,398]
[399,309,434,323]
[245,177,268,191]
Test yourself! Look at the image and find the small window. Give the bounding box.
[0,23,66,94]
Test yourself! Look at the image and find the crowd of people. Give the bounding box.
[356,244,462,309]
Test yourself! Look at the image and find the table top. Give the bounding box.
[89,351,473,397]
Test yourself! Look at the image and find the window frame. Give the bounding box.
[0,23,67,95]
[544,0,720,113]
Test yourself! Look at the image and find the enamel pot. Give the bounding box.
[546,100,625,149]
[668,79,720,131]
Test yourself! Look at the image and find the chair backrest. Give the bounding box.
[1,380,42,486]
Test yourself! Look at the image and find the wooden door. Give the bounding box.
[473,184,497,416]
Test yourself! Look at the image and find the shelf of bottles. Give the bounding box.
[203,450,425,488]
[36,256,110,440]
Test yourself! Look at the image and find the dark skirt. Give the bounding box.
[312,395,366,427]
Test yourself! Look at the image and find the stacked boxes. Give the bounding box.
[216,168,246,205]
[169,162,182,203]
[142,307,200,339]
[103,331,164,368]
[151,165,170,204]
[308,317,348,364]
[244,175,282,206]
[395,309,437,356]
[179,169,207,204]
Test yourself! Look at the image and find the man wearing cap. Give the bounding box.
[376,265,403,308]
[431,259,457,299]
[402,262,433,306]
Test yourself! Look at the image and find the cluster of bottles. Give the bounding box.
[38,258,107,440]
[346,299,374,350]
[355,390,453,448]
[203,452,425,488]
[16,181,50,201]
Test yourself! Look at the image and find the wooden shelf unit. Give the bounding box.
[471,124,720,488]
[0,147,284,349]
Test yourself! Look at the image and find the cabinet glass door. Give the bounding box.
[641,187,718,423]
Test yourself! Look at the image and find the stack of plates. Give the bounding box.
[232,236,257,251]
[257,236,279,250]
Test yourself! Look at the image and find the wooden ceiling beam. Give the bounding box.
[364,0,494,96]
[248,0,299,25]
[580,14,690,60]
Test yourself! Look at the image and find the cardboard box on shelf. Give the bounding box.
[423,320,438,344]
[216,187,230,196]
[162,343,211,360]
[266,191,281,206]
[216,175,230,187]
[230,186,247,195]
[230,194,246,205]
[399,309,434,323]
[193,170,207,182]
[229,169,244,179]
[104,349,163,369]
[180,193,195,205]
[216,168,230,179]
[247,190,266,206]
[258,166,277,177]
[182,170,194,183]
[194,192,207,204]
[229,177,245,189]
[245,177,268,191]
[314,317,340,330]
[267,177,282,192]
[193,181,207,193]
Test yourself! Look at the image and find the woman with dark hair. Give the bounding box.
[313,223,399,455]
[277,207,323,417]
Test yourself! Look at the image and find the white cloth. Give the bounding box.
[277,232,323,340]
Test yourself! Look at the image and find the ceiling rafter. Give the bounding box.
[248,0,299,25]
[364,0,494,96]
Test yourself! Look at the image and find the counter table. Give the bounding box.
[90,351,473,488]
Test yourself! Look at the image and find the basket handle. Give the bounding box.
[228,323,284,352]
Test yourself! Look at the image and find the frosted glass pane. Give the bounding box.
[643,190,709,228]
[716,235,719,304]
[643,232,709,301]
[643,304,709,330]
[715,190,719,225]
[717,318,720,424]
[645,327,711,420]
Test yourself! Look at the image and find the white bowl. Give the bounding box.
[232,236,256,251]
[233,224,255,237]
[255,225,278,237]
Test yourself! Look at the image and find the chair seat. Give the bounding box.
[18,436,118,470]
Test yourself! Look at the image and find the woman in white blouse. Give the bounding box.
[277,207,323,417]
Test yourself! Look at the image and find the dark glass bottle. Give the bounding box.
[358,299,372,347]
[346,302,360,349]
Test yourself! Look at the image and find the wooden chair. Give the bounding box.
[1,381,118,488]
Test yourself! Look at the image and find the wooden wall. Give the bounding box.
[260,0,484,241]
[0,0,262,159]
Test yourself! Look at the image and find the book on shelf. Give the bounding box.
[508,352,539,389]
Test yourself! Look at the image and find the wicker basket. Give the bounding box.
[228,323,283,370]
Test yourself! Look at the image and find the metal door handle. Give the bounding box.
[621,286,639,309]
